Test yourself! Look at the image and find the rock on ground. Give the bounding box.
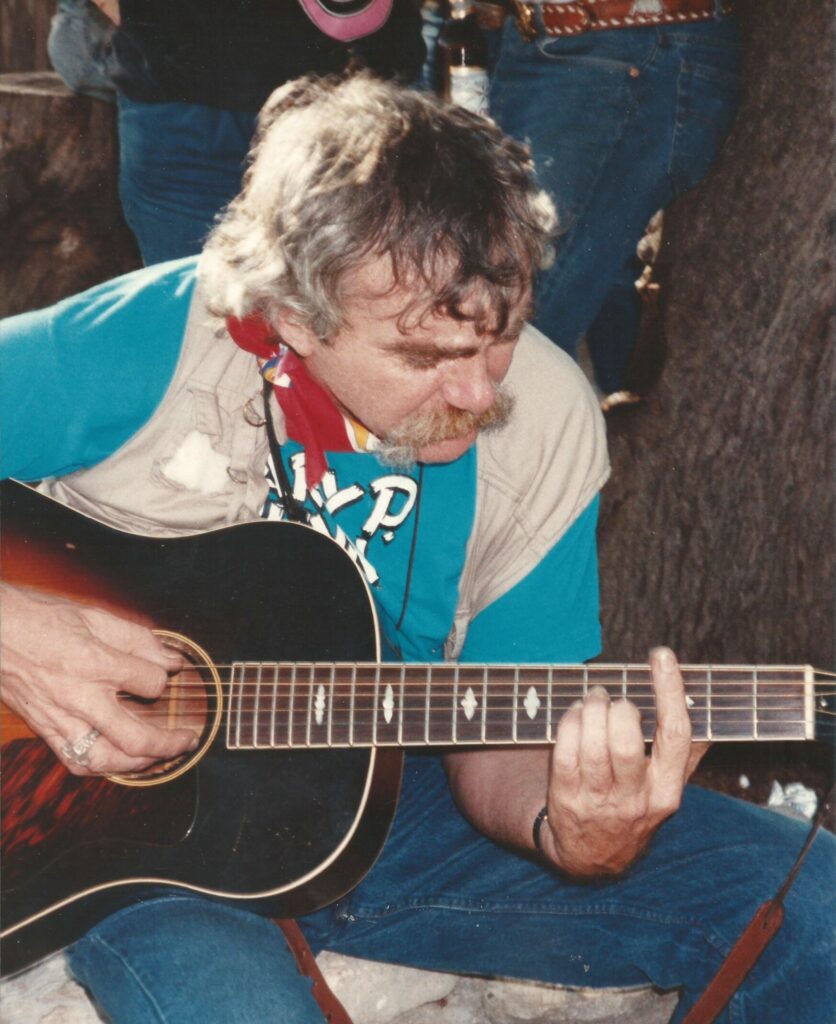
[0,952,678,1024]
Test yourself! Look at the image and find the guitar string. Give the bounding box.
[4,706,831,723]
[4,691,829,715]
[4,703,828,718]
[150,664,820,675]
[101,696,835,710]
[105,700,836,714]
[113,679,835,691]
[65,666,828,687]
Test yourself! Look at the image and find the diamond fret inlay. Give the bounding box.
[524,685,541,720]
[314,683,326,726]
[460,686,478,721]
[382,683,395,724]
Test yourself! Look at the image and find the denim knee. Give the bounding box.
[68,896,323,1024]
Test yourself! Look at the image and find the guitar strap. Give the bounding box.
[682,785,834,1024]
[276,919,355,1024]
[262,379,310,524]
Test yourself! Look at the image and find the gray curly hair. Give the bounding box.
[199,73,556,339]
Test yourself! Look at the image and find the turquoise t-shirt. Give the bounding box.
[0,260,601,666]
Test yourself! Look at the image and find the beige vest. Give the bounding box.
[43,289,275,536]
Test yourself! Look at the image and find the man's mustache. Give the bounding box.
[377,386,515,467]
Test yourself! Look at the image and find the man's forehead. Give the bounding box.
[340,257,417,319]
[339,255,530,336]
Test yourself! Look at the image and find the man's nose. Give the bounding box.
[439,355,496,415]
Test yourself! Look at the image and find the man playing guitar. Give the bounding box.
[1,74,832,1024]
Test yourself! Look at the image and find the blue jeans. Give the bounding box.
[48,0,118,103]
[68,755,835,1023]
[117,96,258,265]
[490,17,741,392]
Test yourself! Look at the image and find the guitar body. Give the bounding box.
[0,480,402,976]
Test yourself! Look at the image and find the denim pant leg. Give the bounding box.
[117,97,258,265]
[585,256,644,393]
[48,1,118,103]
[67,896,324,1023]
[302,754,836,1024]
[490,20,741,373]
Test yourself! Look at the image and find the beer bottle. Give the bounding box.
[436,0,490,116]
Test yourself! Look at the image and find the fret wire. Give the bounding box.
[306,665,314,748]
[707,665,713,741]
[234,663,244,749]
[424,665,431,744]
[288,663,297,747]
[805,665,815,740]
[481,665,488,744]
[398,664,405,746]
[251,659,261,749]
[753,666,759,740]
[226,665,235,749]
[546,666,553,742]
[224,665,232,749]
[512,665,519,742]
[349,663,357,747]
[270,662,278,748]
[452,663,459,743]
[327,663,335,748]
[372,663,381,746]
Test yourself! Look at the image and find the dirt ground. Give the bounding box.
[692,740,835,831]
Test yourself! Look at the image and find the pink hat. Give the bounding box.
[296,0,394,41]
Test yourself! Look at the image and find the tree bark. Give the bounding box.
[598,0,834,671]
[0,72,140,319]
[0,0,52,73]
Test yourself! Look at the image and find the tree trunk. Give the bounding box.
[0,72,140,319]
[598,0,834,672]
[0,0,52,73]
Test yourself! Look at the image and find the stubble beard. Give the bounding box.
[376,385,516,470]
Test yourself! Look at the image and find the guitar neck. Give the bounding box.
[225,663,817,750]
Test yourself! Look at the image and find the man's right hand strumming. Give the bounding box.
[0,584,197,776]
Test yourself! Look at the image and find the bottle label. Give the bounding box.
[449,66,490,116]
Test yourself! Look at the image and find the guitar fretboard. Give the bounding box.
[224,663,814,749]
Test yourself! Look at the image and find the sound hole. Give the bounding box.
[107,631,222,787]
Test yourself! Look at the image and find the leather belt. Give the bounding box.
[514,0,734,41]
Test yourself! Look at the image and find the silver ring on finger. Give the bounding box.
[60,727,101,767]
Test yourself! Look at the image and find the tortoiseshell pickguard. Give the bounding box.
[1,738,195,892]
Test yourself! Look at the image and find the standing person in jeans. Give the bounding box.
[47,0,119,103]
[490,0,741,400]
[107,0,425,265]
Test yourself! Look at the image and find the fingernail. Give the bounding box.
[652,647,675,668]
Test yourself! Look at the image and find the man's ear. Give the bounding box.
[274,307,319,358]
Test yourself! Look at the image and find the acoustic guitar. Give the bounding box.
[1,480,832,976]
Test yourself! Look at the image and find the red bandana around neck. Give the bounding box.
[226,312,366,487]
